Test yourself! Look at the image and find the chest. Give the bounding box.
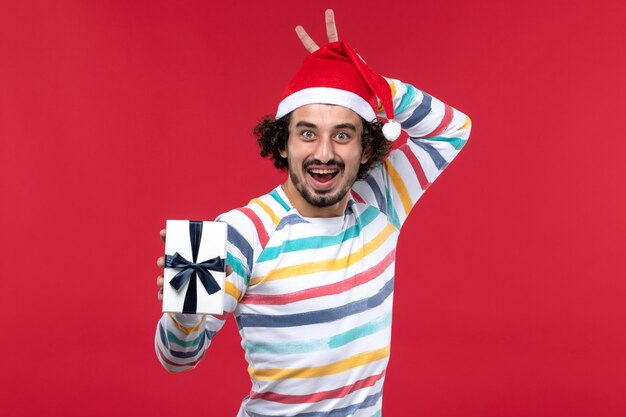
[239,213,398,317]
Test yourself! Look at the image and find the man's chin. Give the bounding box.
[290,170,354,210]
[301,187,346,208]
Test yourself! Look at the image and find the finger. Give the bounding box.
[325,9,338,43]
[225,265,233,277]
[295,25,319,53]
[157,256,165,269]
[157,275,164,301]
[160,229,166,243]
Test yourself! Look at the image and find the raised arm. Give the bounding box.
[352,79,471,229]
[294,10,471,229]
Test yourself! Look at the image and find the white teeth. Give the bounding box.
[309,169,337,174]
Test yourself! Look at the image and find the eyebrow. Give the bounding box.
[294,121,358,131]
[334,123,357,132]
[294,121,318,129]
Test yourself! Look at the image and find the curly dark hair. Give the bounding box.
[254,112,392,180]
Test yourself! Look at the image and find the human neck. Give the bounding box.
[281,181,349,218]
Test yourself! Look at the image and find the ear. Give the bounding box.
[279,145,288,159]
[359,121,371,164]
[360,147,371,164]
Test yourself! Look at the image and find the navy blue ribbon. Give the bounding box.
[165,221,224,314]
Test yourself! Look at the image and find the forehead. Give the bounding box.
[290,104,362,127]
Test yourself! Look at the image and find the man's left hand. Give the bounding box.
[295,9,339,53]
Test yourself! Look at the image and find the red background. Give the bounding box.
[1,0,625,416]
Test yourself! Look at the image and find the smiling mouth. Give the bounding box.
[307,167,340,183]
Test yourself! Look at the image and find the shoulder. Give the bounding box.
[216,187,290,253]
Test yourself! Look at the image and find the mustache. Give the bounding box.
[304,160,345,170]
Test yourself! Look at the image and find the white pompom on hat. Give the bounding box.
[276,41,401,141]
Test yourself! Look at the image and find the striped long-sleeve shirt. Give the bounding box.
[156,78,471,417]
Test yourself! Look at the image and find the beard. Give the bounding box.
[289,159,357,208]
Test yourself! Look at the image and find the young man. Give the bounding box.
[155,10,471,417]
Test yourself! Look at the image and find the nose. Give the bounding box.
[313,136,335,163]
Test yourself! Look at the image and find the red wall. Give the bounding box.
[1,1,625,416]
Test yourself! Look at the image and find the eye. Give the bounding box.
[300,130,315,140]
[336,132,350,141]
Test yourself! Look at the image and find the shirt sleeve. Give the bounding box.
[352,78,472,229]
[154,211,257,372]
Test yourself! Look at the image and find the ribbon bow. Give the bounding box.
[164,221,225,314]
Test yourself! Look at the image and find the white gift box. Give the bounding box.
[162,220,226,315]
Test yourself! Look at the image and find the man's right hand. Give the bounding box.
[156,229,166,301]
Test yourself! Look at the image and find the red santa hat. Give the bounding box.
[276,41,401,141]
